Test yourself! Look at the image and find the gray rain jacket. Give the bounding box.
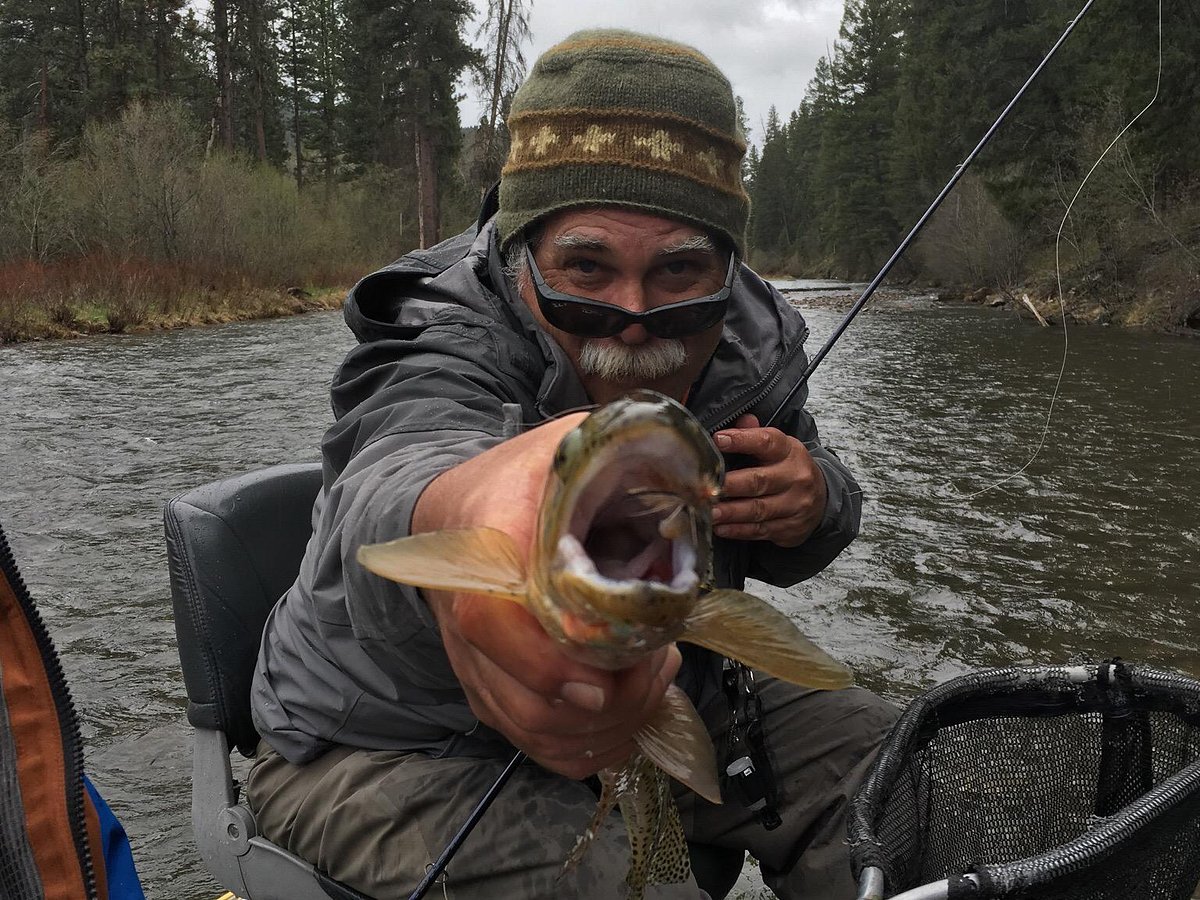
[252,216,863,765]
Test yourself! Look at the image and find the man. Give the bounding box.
[249,29,897,899]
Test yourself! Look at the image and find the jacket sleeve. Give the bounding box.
[743,384,863,589]
[318,307,541,649]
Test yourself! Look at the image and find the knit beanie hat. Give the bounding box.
[497,30,749,256]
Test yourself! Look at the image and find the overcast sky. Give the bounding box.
[458,0,846,147]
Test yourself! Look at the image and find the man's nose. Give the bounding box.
[608,273,653,308]
[616,321,652,344]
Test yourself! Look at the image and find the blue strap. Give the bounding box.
[83,776,146,900]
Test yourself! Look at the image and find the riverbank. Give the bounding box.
[942,282,1200,336]
[773,276,1200,337]
[0,284,348,344]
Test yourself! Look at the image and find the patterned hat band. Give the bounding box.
[503,108,746,201]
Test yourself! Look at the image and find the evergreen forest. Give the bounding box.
[0,0,1196,341]
[746,0,1198,331]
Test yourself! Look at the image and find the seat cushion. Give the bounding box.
[165,463,322,756]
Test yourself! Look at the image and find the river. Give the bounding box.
[0,288,1197,898]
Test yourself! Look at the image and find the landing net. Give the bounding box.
[849,663,1200,899]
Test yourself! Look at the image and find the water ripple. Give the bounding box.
[1,300,1197,895]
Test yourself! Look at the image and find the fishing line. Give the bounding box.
[954,0,1163,500]
[762,0,1101,431]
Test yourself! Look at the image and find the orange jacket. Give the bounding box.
[1,522,108,900]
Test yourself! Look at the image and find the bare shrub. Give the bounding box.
[0,99,402,339]
[338,167,420,267]
[105,285,154,334]
[71,101,202,262]
[47,298,77,328]
[185,153,366,290]
[0,261,40,338]
[914,174,1030,291]
[0,128,74,263]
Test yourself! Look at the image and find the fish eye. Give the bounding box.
[553,428,584,473]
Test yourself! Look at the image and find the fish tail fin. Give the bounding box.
[680,589,853,689]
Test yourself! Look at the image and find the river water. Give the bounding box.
[1,288,1197,898]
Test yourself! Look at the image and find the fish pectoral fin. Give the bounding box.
[681,589,854,689]
[356,528,527,601]
[633,685,721,804]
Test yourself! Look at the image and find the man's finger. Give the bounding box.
[714,425,790,463]
[720,463,786,500]
[714,494,779,526]
[443,593,615,710]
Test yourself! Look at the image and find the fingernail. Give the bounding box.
[711,507,723,522]
[561,682,606,712]
[715,433,730,449]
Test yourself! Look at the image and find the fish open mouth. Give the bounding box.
[557,443,704,594]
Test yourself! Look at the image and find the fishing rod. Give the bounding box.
[408,750,527,900]
[411,4,1101,895]
[763,0,1099,429]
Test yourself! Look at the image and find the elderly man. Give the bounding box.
[248,29,897,900]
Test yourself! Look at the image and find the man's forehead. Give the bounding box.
[546,210,719,254]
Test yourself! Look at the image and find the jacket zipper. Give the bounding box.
[704,324,810,433]
[0,524,98,900]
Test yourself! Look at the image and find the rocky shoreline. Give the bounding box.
[776,281,1200,337]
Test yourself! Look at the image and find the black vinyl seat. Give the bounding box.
[165,462,744,900]
[165,462,367,900]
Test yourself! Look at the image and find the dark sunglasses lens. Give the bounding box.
[541,299,627,337]
[644,299,728,338]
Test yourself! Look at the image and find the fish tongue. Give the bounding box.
[620,537,673,581]
[588,527,673,582]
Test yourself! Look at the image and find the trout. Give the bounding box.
[357,390,852,898]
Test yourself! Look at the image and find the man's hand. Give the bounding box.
[712,413,828,548]
[411,414,681,780]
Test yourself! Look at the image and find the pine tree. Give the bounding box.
[233,0,285,164]
[470,0,530,194]
[749,106,793,259]
[404,0,480,246]
[816,0,904,276]
[0,0,90,141]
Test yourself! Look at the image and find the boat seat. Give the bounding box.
[165,462,745,900]
[165,462,368,900]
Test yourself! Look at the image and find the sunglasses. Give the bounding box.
[526,245,736,339]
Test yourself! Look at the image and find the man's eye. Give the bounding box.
[665,260,691,275]
[569,258,599,274]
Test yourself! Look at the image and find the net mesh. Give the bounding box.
[848,664,1200,899]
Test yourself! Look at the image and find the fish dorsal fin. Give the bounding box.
[356,528,527,601]
[634,685,721,804]
[681,589,854,689]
